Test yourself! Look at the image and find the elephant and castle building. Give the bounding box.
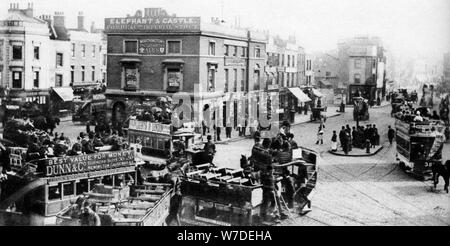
[104,8,306,127]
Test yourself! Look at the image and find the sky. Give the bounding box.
[1,0,449,58]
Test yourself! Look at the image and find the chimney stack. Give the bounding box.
[25,2,34,18]
[90,22,96,33]
[54,11,65,27]
[78,11,85,30]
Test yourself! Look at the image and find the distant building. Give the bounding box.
[337,36,386,103]
[104,8,267,125]
[305,54,314,86]
[312,52,340,89]
[444,52,450,84]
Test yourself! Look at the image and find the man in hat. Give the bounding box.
[203,135,216,164]
[79,200,101,226]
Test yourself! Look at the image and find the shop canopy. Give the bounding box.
[52,87,74,102]
[311,88,324,98]
[288,87,312,103]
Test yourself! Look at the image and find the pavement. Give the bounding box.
[329,145,384,157]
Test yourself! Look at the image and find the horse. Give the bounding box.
[431,160,449,193]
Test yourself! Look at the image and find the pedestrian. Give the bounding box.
[165,171,182,226]
[388,126,395,145]
[259,165,287,223]
[339,126,346,150]
[281,169,295,209]
[86,122,91,134]
[79,201,101,226]
[346,125,352,151]
[203,135,216,164]
[352,127,357,147]
[316,126,324,145]
[215,125,222,142]
[331,131,338,152]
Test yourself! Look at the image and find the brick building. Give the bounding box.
[104,8,267,125]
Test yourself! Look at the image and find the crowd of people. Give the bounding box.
[331,124,381,154]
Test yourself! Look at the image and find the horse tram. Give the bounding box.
[179,145,318,226]
[0,146,177,226]
[394,116,446,181]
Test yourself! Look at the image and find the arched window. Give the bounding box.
[354,74,361,84]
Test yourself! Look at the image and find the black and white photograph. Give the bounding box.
[0,0,449,229]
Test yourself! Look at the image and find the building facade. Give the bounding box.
[0,3,107,116]
[104,8,268,125]
[337,36,386,103]
[444,52,450,84]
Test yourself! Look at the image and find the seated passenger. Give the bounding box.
[413,111,424,122]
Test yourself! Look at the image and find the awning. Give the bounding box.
[52,87,74,102]
[288,87,312,103]
[120,58,142,64]
[311,88,323,98]
[162,59,185,64]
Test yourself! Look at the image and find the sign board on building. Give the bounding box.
[348,45,377,57]
[224,58,246,67]
[268,84,279,91]
[105,17,201,33]
[139,39,166,55]
[45,151,135,177]
[276,67,286,72]
[129,119,171,135]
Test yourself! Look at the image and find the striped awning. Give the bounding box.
[288,87,312,103]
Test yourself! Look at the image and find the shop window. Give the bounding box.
[55,74,63,87]
[12,45,22,60]
[12,71,22,88]
[167,40,181,54]
[33,71,39,88]
[354,74,361,84]
[34,46,40,60]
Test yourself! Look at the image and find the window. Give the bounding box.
[33,71,39,88]
[102,54,107,66]
[224,45,229,56]
[166,67,181,90]
[241,47,246,57]
[12,45,22,60]
[241,69,245,91]
[224,69,229,92]
[81,66,85,82]
[208,42,216,56]
[255,47,261,58]
[92,45,96,57]
[233,46,237,57]
[56,53,63,67]
[354,59,361,69]
[354,74,361,84]
[167,40,181,54]
[12,71,22,88]
[62,182,74,197]
[48,185,61,200]
[34,46,40,60]
[55,74,63,87]
[282,54,285,66]
[233,69,238,92]
[81,44,86,57]
[124,40,137,53]
[91,66,95,81]
[71,43,75,57]
[287,55,291,67]
[0,41,3,61]
[287,72,290,87]
[70,66,74,83]
[208,67,216,92]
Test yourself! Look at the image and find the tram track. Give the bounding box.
[322,163,450,226]
[318,165,424,226]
